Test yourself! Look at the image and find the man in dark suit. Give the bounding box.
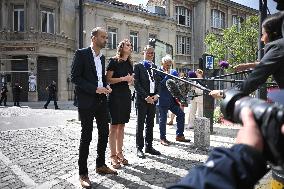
[157,55,190,146]
[71,27,116,188]
[134,45,161,158]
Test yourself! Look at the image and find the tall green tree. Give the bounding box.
[204,16,259,70]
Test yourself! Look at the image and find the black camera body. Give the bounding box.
[220,89,284,169]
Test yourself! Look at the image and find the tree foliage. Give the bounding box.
[204,16,259,70]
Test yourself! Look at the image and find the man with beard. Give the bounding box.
[71,27,116,188]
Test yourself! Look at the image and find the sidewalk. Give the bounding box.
[0,102,270,189]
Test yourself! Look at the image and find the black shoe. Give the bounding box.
[44,106,47,109]
[137,149,145,159]
[145,147,161,155]
[55,107,60,110]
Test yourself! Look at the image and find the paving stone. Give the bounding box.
[0,106,270,189]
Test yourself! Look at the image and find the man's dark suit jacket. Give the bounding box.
[134,63,160,103]
[240,38,284,94]
[71,47,107,109]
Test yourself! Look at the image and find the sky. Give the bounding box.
[119,0,278,13]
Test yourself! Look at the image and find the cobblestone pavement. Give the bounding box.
[0,105,270,189]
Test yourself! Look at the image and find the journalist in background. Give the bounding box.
[168,107,284,189]
[210,11,284,99]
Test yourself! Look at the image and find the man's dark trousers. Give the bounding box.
[78,96,109,175]
[158,103,185,139]
[44,95,58,108]
[136,101,155,150]
[0,94,7,106]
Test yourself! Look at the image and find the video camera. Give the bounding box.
[220,89,284,169]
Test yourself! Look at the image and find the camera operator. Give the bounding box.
[168,107,284,189]
[210,11,284,99]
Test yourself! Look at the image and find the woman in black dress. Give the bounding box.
[106,39,134,169]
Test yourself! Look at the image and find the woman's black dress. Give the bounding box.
[107,58,133,125]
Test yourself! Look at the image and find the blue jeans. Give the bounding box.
[158,103,185,140]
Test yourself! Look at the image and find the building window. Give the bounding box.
[176,35,191,55]
[175,6,191,27]
[13,5,24,32]
[130,31,138,52]
[211,9,225,29]
[41,8,55,33]
[108,27,117,49]
[232,15,244,31]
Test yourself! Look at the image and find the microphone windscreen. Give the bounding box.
[170,69,179,77]
[166,79,182,99]
[188,71,197,78]
[143,60,151,69]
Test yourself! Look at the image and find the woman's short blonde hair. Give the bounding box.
[161,54,172,63]
[196,69,203,75]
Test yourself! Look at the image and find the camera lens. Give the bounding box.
[233,97,270,125]
[220,89,284,125]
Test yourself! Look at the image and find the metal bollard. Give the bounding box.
[193,116,210,149]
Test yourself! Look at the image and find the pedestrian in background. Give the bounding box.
[44,81,59,109]
[71,27,116,188]
[106,39,134,169]
[188,69,204,129]
[13,82,22,107]
[0,82,8,106]
[134,45,161,158]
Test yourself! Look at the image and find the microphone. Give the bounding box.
[143,60,154,81]
[166,79,187,106]
[142,60,151,70]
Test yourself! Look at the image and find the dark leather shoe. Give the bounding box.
[137,149,145,158]
[96,165,117,175]
[145,147,161,155]
[176,136,191,142]
[79,175,91,188]
[160,139,171,146]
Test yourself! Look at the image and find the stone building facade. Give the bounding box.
[0,0,77,102]
[82,0,176,67]
[161,0,257,70]
[0,0,257,102]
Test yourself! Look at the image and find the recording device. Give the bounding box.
[166,79,187,106]
[220,89,284,168]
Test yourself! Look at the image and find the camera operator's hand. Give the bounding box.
[209,90,224,99]
[236,108,264,152]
